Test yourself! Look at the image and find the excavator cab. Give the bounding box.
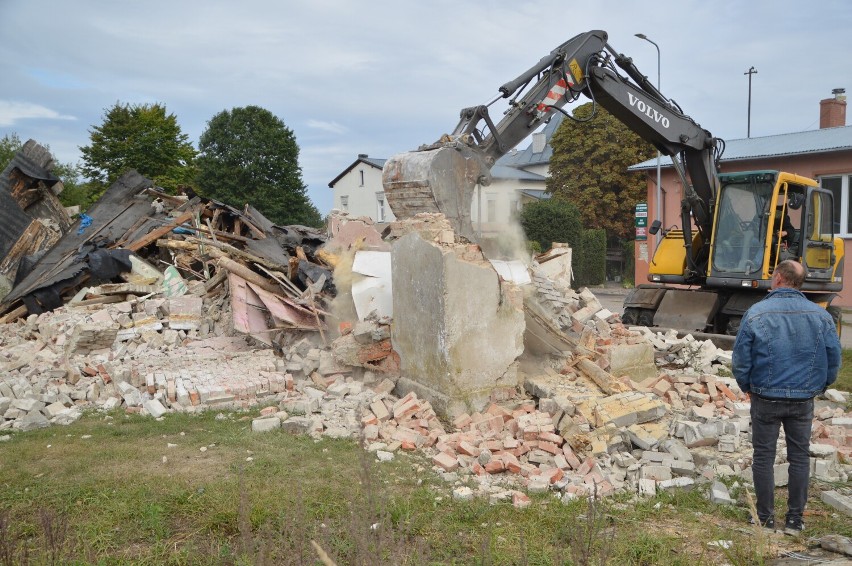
[708,171,843,285]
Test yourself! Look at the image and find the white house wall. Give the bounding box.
[332,164,396,222]
[469,178,541,235]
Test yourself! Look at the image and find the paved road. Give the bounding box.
[590,286,852,349]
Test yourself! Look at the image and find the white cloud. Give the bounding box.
[0,101,76,127]
[305,120,348,135]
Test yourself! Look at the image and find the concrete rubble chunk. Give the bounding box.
[820,490,852,517]
[18,411,50,432]
[391,232,524,419]
[43,401,69,419]
[143,398,169,419]
[626,421,669,450]
[709,481,735,505]
[281,416,313,435]
[588,392,667,428]
[252,416,282,433]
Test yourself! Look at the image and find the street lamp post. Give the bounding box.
[744,66,758,138]
[635,33,662,244]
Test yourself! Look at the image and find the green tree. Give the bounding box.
[575,228,607,286]
[519,197,583,252]
[0,132,24,168]
[0,132,94,210]
[196,106,322,227]
[79,102,197,193]
[546,103,655,239]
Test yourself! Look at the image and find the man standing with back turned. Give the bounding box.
[732,260,840,535]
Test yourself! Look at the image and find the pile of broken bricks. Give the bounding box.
[1,209,850,518]
[2,294,851,519]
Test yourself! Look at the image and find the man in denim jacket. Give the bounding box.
[732,260,841,535]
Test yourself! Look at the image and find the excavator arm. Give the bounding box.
[382,29,722,276]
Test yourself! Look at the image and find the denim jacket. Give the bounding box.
[732,287,840,399]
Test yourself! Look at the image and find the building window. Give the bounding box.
[340,195,349,211]
[359,170,365,187]
[486,195,497,223]
[376,193,386,222]
[819,174,852,235]
[509,199,519,219]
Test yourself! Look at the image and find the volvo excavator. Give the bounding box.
[381,30,844,344]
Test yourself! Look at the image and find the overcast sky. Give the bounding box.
[1,0,850,214]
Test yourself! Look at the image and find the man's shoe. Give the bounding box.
[784,519,804,536]
[749,516,775,531]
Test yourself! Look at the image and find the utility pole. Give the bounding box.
[744,66,758,138]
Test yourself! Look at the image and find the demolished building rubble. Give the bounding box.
[0,145,850,517]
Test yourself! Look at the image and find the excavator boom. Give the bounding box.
[382,30,719,245]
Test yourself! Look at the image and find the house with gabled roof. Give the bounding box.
[630,90,852,306]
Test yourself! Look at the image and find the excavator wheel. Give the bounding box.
[622,307,654,327]
[621,307,639,325]
[827,306,842,337]
[637,309,654,327]
[725,316,742,336]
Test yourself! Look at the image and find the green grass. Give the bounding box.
[837,349,852,393]
[0,408,849,564]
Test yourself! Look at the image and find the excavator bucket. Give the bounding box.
[382,143,491,242]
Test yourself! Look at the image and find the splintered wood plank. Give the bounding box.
[0,220,57,280]
[126,210,195,251]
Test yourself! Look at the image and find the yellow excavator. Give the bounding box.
[382,30,844,345]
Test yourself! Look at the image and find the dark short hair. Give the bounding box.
[775,260,805,289]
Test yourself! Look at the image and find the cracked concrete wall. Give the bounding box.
[391,232,524,418]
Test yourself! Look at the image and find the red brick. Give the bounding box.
[97,364,112,384]
[433,452,458,472]
[485,460,506,474]
[652,379,672,398]
[512,492,531,508]
[716,382,738,402]
[705,380,719,401]
[539,441,560,455]
[538,431,564,446]
[458,441,480,457]
[393,398,421,420]
[544,467,564,484]
[576,456,596,476]
[357,339,394,363]
[453,413,472,430]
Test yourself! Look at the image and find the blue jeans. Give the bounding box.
[750,395,814,524]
